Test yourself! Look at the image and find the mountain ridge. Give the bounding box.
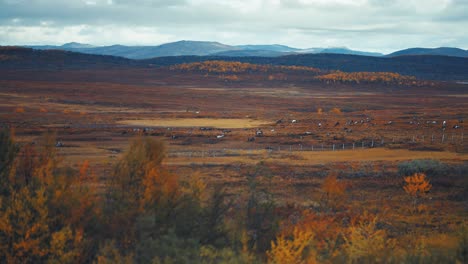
[25,41,468,59]
[25,40,388,59]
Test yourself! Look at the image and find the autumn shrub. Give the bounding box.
[403,172,432,213]
[0,131,97,263]
[321,173,347,210]
[267,227,315,264]
[277,210,342,263]
[343,214,396,263]
[104,137,234,261]
[329,107,342,115]
[14,106,25,113]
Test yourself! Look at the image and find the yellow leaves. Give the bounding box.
[403,172,431,197]
[344,214,395,263]
[1,187,50,262]
[183,172,207,202]
[316,71,417,85]
[140,166,180,211]
[170,60,320,74]
[267,227,316,264]
[49,226,83,263]
[316,108,323,115]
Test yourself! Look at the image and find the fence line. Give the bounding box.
[167,132,466,158]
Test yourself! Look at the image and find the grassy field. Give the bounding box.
[0,68,467,262]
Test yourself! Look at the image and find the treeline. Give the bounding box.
[0,129,467,263]
[315,71,424,85]
[145,53,468,81]
[170,60,321,74]
[169,61,428,85]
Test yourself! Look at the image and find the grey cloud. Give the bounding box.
[0,0,466,52]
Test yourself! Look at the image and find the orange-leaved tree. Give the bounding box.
[322,173,346,210]
[344,213,395,263]
[403,172,431,213]
[0,130,89,263]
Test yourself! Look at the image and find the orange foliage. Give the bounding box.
[140,166,180,211]
[280,210,339,256]
[316,71,419,85]
[79,160,90,182]
[171,60,321,74]
[403,172,431,197]
[14,107,25,113]
[322,174,346,200]
[329,107,342,115]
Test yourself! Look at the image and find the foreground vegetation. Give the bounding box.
[0,128,466,263]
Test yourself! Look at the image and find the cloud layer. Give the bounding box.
[1,0,467,53]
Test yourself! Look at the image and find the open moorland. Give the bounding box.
[0,50,467,263]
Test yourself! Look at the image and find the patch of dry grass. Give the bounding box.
[165,148,467,166]
[117,118,271,128]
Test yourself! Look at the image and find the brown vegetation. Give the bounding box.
[0,64,466,263]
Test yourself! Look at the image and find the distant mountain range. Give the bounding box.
[2,46,468,81]
[25,40,390,59]
[23,41,468,59]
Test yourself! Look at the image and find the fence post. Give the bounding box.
[353,143,355,150]
[312,145,314,151]
[442,134,445,143]
[342,143,345,150]
[333,144,335,151]
[371,139,374,148]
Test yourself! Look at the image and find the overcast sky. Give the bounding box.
[0,0,467,53]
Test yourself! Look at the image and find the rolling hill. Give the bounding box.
[387,47,468,58]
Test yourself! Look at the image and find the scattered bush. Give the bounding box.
[398,159,448,177]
